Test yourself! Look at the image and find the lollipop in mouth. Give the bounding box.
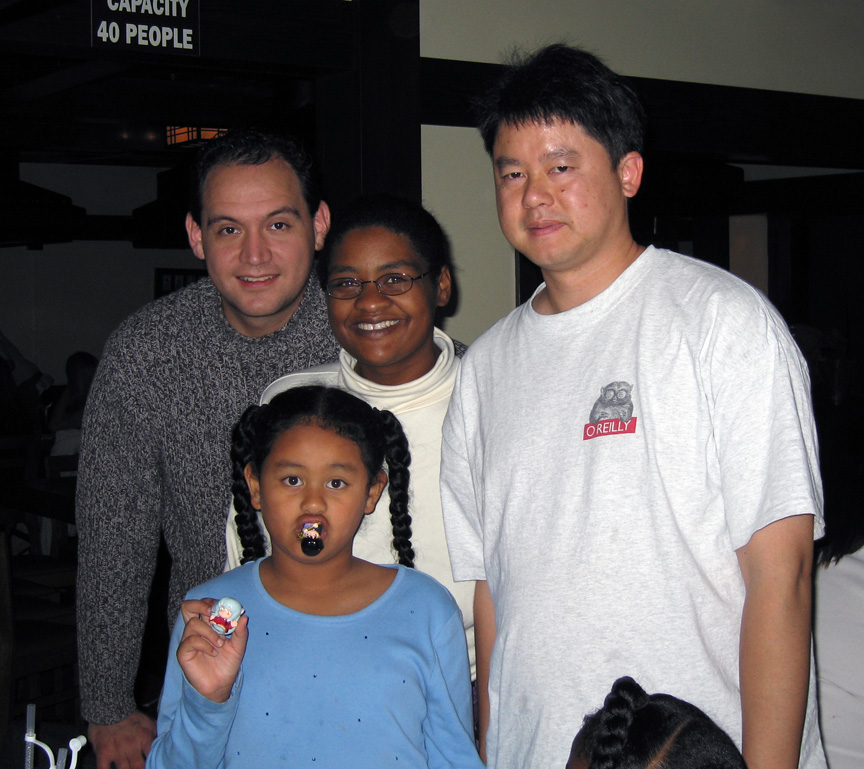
[298,521,324,556]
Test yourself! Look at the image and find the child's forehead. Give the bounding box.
[275,421,352,444]
[268,423,366,465]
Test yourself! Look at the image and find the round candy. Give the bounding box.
[300,537,324,556]
[297,522,324,556]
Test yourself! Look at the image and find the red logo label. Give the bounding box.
[583,417,638,441]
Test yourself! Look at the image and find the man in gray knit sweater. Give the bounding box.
[76,129,340,769]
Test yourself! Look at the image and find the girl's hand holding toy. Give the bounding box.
[177,597,248,703]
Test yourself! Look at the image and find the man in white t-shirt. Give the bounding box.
[440,44,826,769]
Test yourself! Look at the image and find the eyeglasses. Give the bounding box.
[326,270,433,300]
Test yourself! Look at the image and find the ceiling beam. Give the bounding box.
[420,57,864,171]
[2,60,128,104]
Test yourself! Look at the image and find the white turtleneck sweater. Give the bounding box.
[225,329,474,674]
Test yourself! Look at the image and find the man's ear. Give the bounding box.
[313,201,331,252]
[618,152,644,199]
[186,213,206,261]
[436,266,453,308]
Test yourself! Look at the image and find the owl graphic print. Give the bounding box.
[583,380,638,440]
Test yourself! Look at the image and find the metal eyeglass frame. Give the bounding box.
[326,270,433,299]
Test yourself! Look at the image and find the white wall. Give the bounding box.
[419,0,864,341]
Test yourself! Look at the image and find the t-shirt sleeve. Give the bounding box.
[440,369,487,582]
[710,296,824,550]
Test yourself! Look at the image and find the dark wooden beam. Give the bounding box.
[738,172,864,215]
[0,0,68,25]
[632,77,864,170]
[316,0,421,210]
[2,60,128,105]
[420,57,501,129]
[420,57,864,171]
[356,0,421,201]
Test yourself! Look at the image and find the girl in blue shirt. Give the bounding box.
[147,385,480,769]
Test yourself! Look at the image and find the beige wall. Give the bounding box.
[421,0,864,99]
[421,126,515,345]
[420,0,864,341]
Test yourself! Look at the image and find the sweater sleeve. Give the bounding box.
[422,609,485,769]
[76,327,165,725]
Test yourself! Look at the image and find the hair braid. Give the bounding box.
[571,676,747,769]
[230,404,268,563]
[591,676,648,769]
[377,409,414,568]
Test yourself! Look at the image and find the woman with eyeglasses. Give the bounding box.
[224,194,476,683]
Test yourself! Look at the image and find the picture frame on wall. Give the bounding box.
[154,268,207,299]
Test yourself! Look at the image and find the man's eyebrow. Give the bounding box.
[206,214,237,227]
[267,206,302,220]
[206,206,302,227]
[494,156,521,171]
[494,148,582,171]
[542,147,581,162]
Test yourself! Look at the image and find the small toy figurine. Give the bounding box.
[209,597,245,637]
[298,521,324,556]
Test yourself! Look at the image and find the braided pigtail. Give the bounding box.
[571,676,746,769]
[590,676,648,769]
[377,409,414,568]
[230,404,268,563]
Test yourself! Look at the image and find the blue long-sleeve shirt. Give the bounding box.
[147,562,482,769]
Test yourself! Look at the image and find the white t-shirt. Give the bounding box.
[226,330,475,674]
[441,246,825,769]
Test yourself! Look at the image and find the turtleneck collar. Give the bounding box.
[336,328,459,414]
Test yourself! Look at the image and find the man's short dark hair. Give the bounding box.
[189,128,320,224]
[476,44,646,168]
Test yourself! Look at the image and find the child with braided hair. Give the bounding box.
[566,677,746,769]
[147,385,482,769]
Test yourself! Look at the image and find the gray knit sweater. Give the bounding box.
[76,275,339,725]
